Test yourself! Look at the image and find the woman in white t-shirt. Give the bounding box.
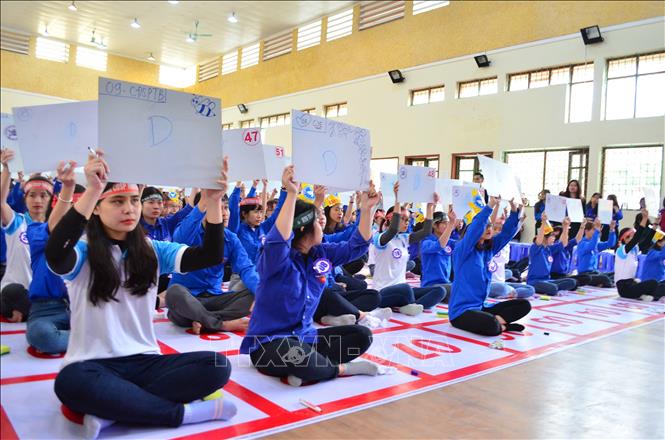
[1,148,53,322]
[45,151,236,439]
[372,182,445,316]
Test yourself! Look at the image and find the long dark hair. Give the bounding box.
[562,180,583,200]
[323,205,342,234]
[607,194,619,209]
[86,183,158,306]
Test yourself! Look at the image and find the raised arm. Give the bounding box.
[379,181,401,246]
[458,197,496,257]
[313,185,326,210]
[228,184,241,233]
[598,220,617,251]
[535,213,548,246]
[48,160,78,232]
[274,166,298,240]
[560,217,571,247]
[1,149,17,226]
[247,180,258,199]
[343,194,355,226]
[357,181,380,241]
[492,198,520,253]
[439,205,458,248]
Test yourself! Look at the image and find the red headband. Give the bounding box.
[374,211,385,220]
[239,197,261,206]
[619,228,635,243]
[98,183,139,200]
[385,212,394,222]
[24,181,53,195]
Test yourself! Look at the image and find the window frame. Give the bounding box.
[451,152,494,180]
[324,102,348,118]
[240,119,256,128]
[409,85,445,106]
[600,144,664,210]
[222,122,233,130]
[503,147,590,205]
[405,154,440,177]
[259,112,291,128]
[458,77,498,98]
[604,51,665,120]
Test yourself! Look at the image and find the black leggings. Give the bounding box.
[578,271,613,288]
[551,272,592,286]
[450,299,532,336]
[313,288,380,321]
[343,254,367,275]
[617,279,665,300]
[249,325,372,383]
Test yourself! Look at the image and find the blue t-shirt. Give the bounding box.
[140,205,193,242]
[526,243,554,284]
[27,222,67,300]
[641,246,665,282]
[420,234,454,286]
[576,230,616,273]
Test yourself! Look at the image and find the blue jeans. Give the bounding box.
[530,278,577,295]
[54,351,231,427]
[26,299,70,354]
[379,283,445,309]
[489,282,536,299]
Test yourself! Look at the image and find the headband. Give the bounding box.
[100,183,139,200]
[293,207,316,230]
[374,211,385,220]
[239,197,261,207]
[619,228,635,243]
[141,194,163,203]
[24,180,53,195]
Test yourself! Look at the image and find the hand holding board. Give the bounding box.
[398,165,436,203]
[544,194,567,223]
[292,110,371,191]
[98,78,223,188]
[13,101,97,173]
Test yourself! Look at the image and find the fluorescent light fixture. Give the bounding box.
[147,52,156,62]
[228,12,238,23]
[186,34,195,43]
[68,1,77,11]
[131,18,141,29]
[168,0,179,4]
[41,26,49,36]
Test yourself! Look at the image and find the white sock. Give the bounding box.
[357,314,381,328]
[320,314,357,326]
[398,304,424,316]
[340,361,380,376]
[82,415,115,440]
[182,399,237,425]
[287,375,303,387]
[640,295,654,302]
[369,307,393,321]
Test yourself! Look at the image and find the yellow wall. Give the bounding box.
[1,1,662,103]
[0,44,161,101]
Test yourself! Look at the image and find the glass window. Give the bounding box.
[602,145,663,209]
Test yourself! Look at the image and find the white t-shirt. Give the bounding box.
[1,211,33,290]
[490,244,511,283]
[614,244,639,282]
[53,238,186,368]
[372,231,410,291]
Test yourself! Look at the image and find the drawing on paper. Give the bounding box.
[192,96,217,117]
[148,115,173,147]
[322,150,338,175]
[16,109,31,122]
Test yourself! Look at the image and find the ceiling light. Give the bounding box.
[388,69,405,84]
[147,52,156,62]
[186,34,195,43]
[237,103,248,113]
[131,18,141,29]
[228,12,238,23]
[168,0,179,4]
[68,1,77,11]
[474,54,491,68]
[580,25,604,45]
[41,26,49,36]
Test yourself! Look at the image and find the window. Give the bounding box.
[76,45,107,71]
[326,8,353,42]
[297,20,322,51]
[410,85,444,105]
[198,57,219,82]
[509,66,573,91]
[240,43,259,69]
[263,31,292,61]
[370,157,400,187]
[568,63,594,123]
[504,148,589,205]
[412,1,450,15]
[240,119,256,128]
[222,50,238,75]
[605,52,665,120]
[359,0,406,31]
[159,65,196,88]
[222,123,233,130]
[459,77,497,98]
[35,37,69,63]
[601,145,663,209]
[0,28,30,55]
[260,112,291,128]
[406,155,440,177]
[301,108,317,115]
[325,102,348,117]
[451,152,493,182]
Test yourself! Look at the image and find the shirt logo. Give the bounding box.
[19,232,28,245]
[444,245,452,254]
[488,260,498,273]
[392,248,402,259]
[313,258,332,275]
[547,256,554,263]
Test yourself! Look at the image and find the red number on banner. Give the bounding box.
[243,130,259,145]
[393,338,461,359]
[609,301,650,311]
[275,146,285,157]
[574,307,621,318]
[531,315,582,327]
[427,170,436,178]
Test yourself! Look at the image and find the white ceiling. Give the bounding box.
[0,0,355,67]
